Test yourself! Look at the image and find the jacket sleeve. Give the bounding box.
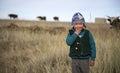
[66,32,78,46]
[89,32,96,60]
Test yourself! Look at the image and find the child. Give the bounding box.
[66,12,96,73]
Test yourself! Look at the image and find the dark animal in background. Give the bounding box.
[107,16,120,30]
[37,16,46,21]
[8,14,18,19]
[53,16,59,21]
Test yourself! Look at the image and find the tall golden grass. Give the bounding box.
[0,21,120,73]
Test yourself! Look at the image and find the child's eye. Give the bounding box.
[79,23,83,25]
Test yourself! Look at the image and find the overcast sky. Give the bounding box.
[0,0,120,22]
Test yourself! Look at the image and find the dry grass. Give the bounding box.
[0,21,120,73]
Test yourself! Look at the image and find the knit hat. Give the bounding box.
[71,12,86,27]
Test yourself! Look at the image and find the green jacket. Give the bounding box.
[66,29,96,60]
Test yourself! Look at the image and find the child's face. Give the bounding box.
[73,22,84,31]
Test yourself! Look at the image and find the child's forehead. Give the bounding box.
[75,22,83,24]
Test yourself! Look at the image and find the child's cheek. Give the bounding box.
[73,26,77,30]
[74,25,77,28]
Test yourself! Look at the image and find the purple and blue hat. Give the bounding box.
[71,12,86,27]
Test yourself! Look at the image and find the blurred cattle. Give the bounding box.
[53,16,59,21]
[37,16,46,21]
[8,14,18,19]
[107,16,120,30]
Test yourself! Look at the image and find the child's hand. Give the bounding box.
[75,29,81,35]
[89,60,95,67]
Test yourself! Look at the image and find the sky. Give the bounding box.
[0,0,120,22]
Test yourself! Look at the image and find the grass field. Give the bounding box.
[0,20,120,73]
